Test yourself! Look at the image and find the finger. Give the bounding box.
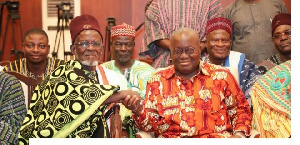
[128,95,139,107]
[122,95,131,106]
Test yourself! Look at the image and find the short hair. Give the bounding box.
[24,28,49,42]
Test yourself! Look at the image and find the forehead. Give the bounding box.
[76,30,102,41]
[170,34,199,48]
[25,33,48,42]
[274,25,291,33]
[112,35,135,42]
[208,29,230,38]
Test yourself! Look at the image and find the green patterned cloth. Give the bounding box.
[251,60,291,138]
[101,60,155,99]
[18,60,119,144]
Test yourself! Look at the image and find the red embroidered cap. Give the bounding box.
[206,17,232,36]
[69,14,103,44]
[110,23,135,39]
[272,13,291,35]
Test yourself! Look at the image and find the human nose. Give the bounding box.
[120,43,126,50]
[32,45,39,52]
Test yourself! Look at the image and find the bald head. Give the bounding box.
[170,28,200,44]
[170,27,201,79]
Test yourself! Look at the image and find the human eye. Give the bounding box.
[186,47,195,54]
[38,44,47,49]
[273,34,281,39]
[125,42,133,47]
[114,42,122,47]
[174,48,183,55]
[79,42,89,47]
[92,42,101,47]
[285,30,291,36]
[26,43,34,48]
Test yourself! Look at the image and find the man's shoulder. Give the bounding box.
[132,60,155,71]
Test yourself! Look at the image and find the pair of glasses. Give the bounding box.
[73,41,103,50]
[273,30,291,40]
[113,42,134,49]
[24,43,49,49]
[173,47,195,56]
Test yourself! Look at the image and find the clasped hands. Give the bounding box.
[104,90,143,115]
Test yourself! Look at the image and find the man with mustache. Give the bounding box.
[101,23,155,137]
[258,13,291,74]
[122,28,252,138]
[202,17,262,107]
[18,15,140,144]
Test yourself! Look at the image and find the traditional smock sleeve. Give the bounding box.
[240,59,262,106]
[224,69,252,136]
[0,73,26,145]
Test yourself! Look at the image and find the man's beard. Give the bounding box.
[80,60,98,66]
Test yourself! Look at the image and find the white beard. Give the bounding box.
[80,60,98,66]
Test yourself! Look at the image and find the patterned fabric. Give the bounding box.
[140,0,221,68]
[266,54,284,66]
[110,23,135,38]
[251,60,291,138]
[134,61,252,138]
[202,51,262,106]
[101,60,155,138]
[18,60,119,145]
[101,60,155,99]
[222,0,287,63]
[206,17,232,36]
[4,57,64,79]
[0,72,27,145]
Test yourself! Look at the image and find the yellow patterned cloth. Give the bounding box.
[18,60,119,144]
[251,60,291,138]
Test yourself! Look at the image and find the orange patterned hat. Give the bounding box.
[111,23,135,38]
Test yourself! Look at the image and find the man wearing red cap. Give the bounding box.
[122,28,252,138]
[18,15,141,143]
[202,17,262,108]
[258,13,291,74]
[101,23,155,137]
[223,0,287,64]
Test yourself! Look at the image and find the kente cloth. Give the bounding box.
[202,51,262,106]
[3,57,64,79]
[251,60,291,138]
[134,61,252,138]
[101,60,155,99]
[18,60,120,145]
[0,72,27,145]
[139,0,221,68]
[222,0,287,63]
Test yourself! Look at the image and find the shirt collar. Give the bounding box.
[161,61,211,80]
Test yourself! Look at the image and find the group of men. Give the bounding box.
[0,0,291,144]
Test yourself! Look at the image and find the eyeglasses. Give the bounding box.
[273,30,291,40]
[23,43,49,49]
[173,47,195,56]
[113,42,134,49]
[73,41,103,50]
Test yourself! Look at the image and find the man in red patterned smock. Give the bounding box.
[122,28,252,138]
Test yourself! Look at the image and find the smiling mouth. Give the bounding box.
[180,61,190,65]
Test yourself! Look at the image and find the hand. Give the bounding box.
[122,94,143,115]
[231,131,246,138]
[103,90,140,105]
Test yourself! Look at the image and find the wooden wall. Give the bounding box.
[0,0,291,61]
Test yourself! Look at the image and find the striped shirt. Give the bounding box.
[140,0,221,68]
[0,72,27,145]
[3,58,64,79]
